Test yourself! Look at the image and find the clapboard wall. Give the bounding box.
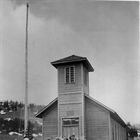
[36,55,128,140]
[85,97,110,140]
[42,102,58,140]
[110,118,127,140]
[58,64,82,93]
[58,63,82,138]
[57,63,89,138]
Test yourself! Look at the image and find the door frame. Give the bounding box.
[61,117,80,139]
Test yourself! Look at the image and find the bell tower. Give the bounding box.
[51,55,94,139]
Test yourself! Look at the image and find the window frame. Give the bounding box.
[62,117,79,127]
[65,66,75,84]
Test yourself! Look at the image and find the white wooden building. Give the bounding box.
[36,55,127,140]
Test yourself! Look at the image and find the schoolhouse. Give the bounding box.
[36,55,127,140]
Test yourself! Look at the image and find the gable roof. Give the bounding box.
[35,98,58,118]
[84,94,126,127]
[35,95,126,127]
[51,55,94,72]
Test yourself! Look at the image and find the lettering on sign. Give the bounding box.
[67,110,74,116]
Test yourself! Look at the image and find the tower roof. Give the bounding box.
[51,55,94,72]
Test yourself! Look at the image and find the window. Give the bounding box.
[62,118,79,126]
[66,67,70,83]
[65,66,75,83]
[70,67,74,83]
[84,69,88,86]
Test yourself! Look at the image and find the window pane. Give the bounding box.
[63,118,71,125]
[63,118,79,126]
[70,67,74,83]
[66,67,69,83]
[71,118,79,125]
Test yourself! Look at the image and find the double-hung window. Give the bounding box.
[65,66,75,83]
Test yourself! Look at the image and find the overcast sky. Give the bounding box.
[1,0,139,125]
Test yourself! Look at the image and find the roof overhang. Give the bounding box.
[35,98,58,118]
[51,55,94,72]
[85,94,127,127]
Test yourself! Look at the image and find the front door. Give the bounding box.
[62,118,80,140]
[62,126,79,139]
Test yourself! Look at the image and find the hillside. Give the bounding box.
[0,100,44,140]
[135,124,140,129]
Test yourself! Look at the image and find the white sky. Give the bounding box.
[0,0,139,125]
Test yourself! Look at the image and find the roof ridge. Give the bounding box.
[85,94,126,127]
[84,94,115,113]
[51,55,87,63]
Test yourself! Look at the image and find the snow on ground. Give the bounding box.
[36,120,42,125]
[38,133,42,136]
[4,118,13,121]
[32,133,38,137]
[9,132,22,136]
[0,110,6,114]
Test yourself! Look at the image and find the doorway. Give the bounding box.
[62,118,80,139]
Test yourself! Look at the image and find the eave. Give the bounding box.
[35,97,58,118]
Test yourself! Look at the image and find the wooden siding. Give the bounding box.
[43,104,58,140]
[81,64,85,138]
[57,63,88,138]
[83,84,89,95]
[59,103,82,117]
[85,97,109,140]
[59,92,82,103]
[58,64,82,93]
[58,99,83,137]
[83,67,89,95]
[110,118,127,140]
[84,94,86,139]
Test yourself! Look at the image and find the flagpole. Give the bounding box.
[25,3,29,134]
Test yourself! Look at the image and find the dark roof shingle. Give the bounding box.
[51,55,94,72]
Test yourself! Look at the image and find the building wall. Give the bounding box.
[42,103,58,140]
[134,137,140,140]
[128,137,134,140]
[83,67,89,95]
[85,97,110,140]
[58,64,82,93]
[58,63,84,138]
[110,118,127,140]
[58,63,89,94]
